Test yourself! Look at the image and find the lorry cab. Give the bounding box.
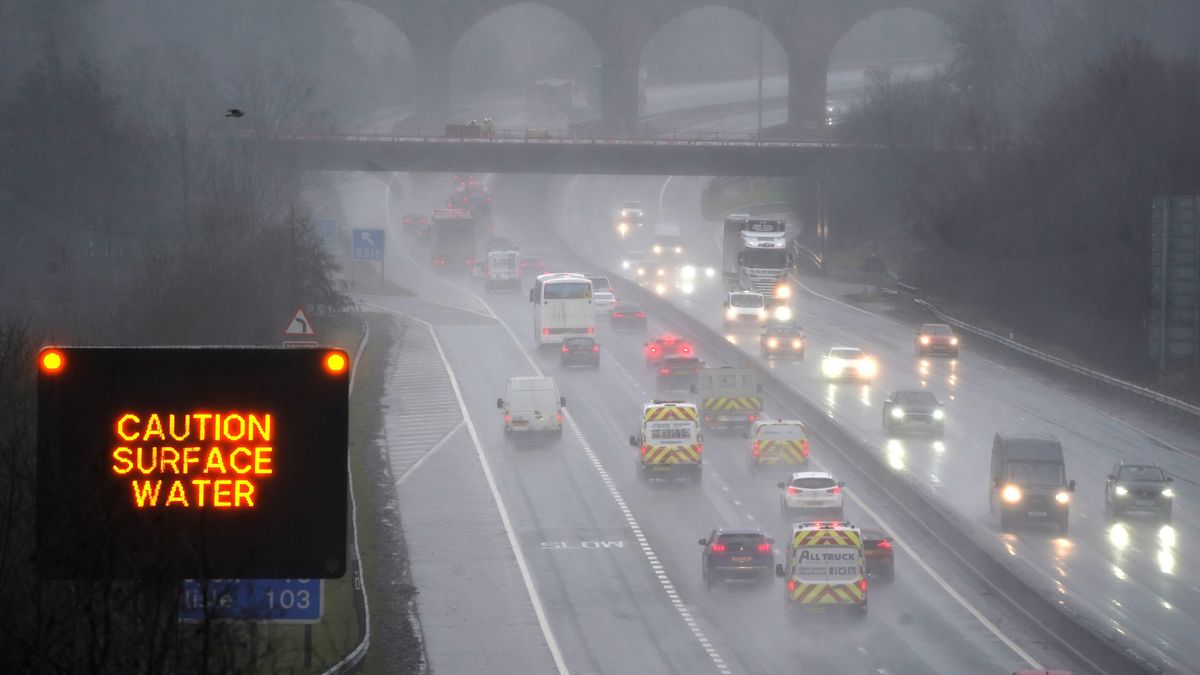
[775,522,867,618]
[748,419,809,473]
[651,222,685,258]
[498,377,566,439]
[989,433,1074,534]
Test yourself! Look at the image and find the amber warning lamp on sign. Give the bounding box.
[36,347,350,580]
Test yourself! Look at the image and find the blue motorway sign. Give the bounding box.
[179,579,323,623]
[313,217,338,251]
[352,228,385,261]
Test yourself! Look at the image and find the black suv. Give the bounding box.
[861,527,895,582]
[560,337,600,368]
[1105,461,1174,519]
[656,355,702,391]
[699,528,774,587]
[882,390,945,437]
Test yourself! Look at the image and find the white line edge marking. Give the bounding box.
[437,275,733,675]
[374,307,570,675]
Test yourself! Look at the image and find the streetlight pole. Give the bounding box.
[756,4,764,139]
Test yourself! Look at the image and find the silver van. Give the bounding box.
[498,376,565,439]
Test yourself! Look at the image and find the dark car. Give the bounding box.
[916,323,959,357]
[560,337,600,368]
[1105,461,1174,519]
[861,527,895,582]
[609,304,647,331]
[518,256,546,278]
[883,390,945,436]
[401,213,429,235]
[645,334,694,368]
[657,355,703,391]
[699,528,775,587]
[760,322,805,359]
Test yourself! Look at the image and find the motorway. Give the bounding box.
[320,66,1200,673]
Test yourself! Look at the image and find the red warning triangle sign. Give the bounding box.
[284,308,316,336]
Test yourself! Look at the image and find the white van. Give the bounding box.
[497,376,566,439]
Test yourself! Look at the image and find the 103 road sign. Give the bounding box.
[179,578,323,623]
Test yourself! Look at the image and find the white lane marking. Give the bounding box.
[451,276,733,675]
[375,308,569,675]
[356,292,496,322]
[395,419,467,486]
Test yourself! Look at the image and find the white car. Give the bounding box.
[723,291,768,329]
[821,347,877,381]
[779,471,844,519]
[593,290,617,314]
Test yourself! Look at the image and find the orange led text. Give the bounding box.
[110,412,275,509]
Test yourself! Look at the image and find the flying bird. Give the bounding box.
[225,109,244,118]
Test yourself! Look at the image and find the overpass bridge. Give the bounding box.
[256,126,958,176]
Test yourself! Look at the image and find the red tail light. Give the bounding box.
[757,543,771,552]
[660,367,670,375]
[587,326,594,334]
[612,312,624,318]
[562,345,570,352]
[859,578,868,593]
[662,336,676,344]
[680,345,692,355]
[786,486,799,495]
[634,312,646,318]
[830,486,841,495]
[542,328,550,336]
[695,444,702,454]
[710,543,726,553]
[556,412,563,424]
[503,414,511,423]
[748,414,757,422]
[648,346,659,355]
[640,445,648,455]
[787,579,797,592]
[591,345,599,352]
[752,441,760,457]
[802,440,810,457]
[877,540,892,550]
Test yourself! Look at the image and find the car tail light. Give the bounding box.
[663,336,676,344]
[748,414,757,422]
[695,444,702,454]
[542,328,550,336]
[562,345,570,352]
[640,445,648,455]
[648,345,659,355]
[787,579,797,593]
[635,311,646,318]
[757,543,771,552]
[503,414,511,423]
[830,486,841,495]
[680,345,692,355]
[752,441,760,457]
[802,440,810,457]
[591,345,599,352]
[859,578,868,593]
[556,412,563,424]
[587,326,594,334]
[660,367,670,375]
[710,543,726,553]
[704,415,712,422]
[786,486,799,495]
[612,312,624,318]
[877,540,892,550]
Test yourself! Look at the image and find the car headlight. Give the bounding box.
[617,223,629,236]
[704,267,715,278]
[652,245,662,254]
[657,268,665,277]
[859,358,877,376]
[1055,491,1070,505]
[822,359,842,377]
[681,265,696,280]
[773,306,793,322]
[766,337,779,348]
[919,336,931,345]
[674,245,683,254]
[791,339,803,349]
[933,409,945,420]
[726,307,738,320]
[890,407,905,419]
[776,284,791,300]
[950,337,959,346]
[680,281,694,294]
[622,260,631,270]
[1115,485,1128,496]
[654,283,667,295]
[636,268,645,277]
[1162,487,1175,498]
[1001,484,1022,503]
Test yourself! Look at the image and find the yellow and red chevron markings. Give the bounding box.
[702,397,762,412]
[792,527,861,549]
[643,405,698,422]
[643,444,701,464]
[789,581,865,604]
[754,439,809,465]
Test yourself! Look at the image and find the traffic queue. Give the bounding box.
[402,179,1175,626]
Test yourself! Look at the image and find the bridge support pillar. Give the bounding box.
[599,54,640,134]
[787,50,829,135]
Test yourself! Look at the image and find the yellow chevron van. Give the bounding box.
[775,521,868,618]
[748,419,810,474]
[629,400,702,483]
